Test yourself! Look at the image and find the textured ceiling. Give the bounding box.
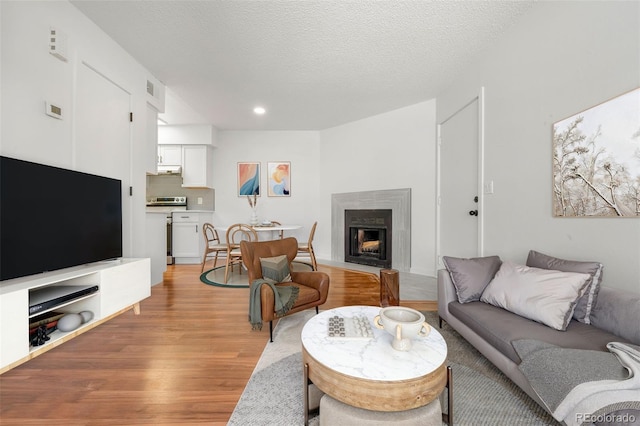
[70,1,536,130]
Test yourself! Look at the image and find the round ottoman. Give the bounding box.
[319,394,442,426]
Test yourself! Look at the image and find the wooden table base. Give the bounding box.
[304,361,453,426]
[303,347,446,412]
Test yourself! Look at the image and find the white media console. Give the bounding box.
[0,258,150,373]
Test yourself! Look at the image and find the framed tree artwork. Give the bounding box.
[267,162,291,197]
[238,162,260,196]
[553,88,640,217]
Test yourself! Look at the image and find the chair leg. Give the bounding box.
[269,320,273,342]
[315,306,319,314]
[309,248,317,271]
[224,256,232,283]
[201,252,208,273]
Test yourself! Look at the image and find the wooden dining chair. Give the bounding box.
[200,223,227,273]
[297,221,318,271]
[224,223,259,283]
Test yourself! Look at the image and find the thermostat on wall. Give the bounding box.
[45,101,63,119]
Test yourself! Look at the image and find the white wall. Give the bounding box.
[212,102,436,277]
[1,1,159,260]
[437,1,640,292]
[320,100,437,275]
[212,131,321,242]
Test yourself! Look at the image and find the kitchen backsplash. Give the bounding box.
[146,174,215,210]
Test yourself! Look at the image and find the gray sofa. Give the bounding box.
[438,266,640,424]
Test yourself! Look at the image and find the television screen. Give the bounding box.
[0,156,123,281]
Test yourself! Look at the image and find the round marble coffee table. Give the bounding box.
[301,305,448,415]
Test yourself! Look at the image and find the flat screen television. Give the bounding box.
[0,156,123,281]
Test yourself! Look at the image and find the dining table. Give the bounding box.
[217,223,302,242]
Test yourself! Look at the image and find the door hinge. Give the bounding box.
[129,112,133,122]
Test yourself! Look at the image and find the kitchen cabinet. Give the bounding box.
[172,211,214,264]
[158,125,218,147]
[172,213,200,259]
[182,145,213,188]
[157,145,182,166]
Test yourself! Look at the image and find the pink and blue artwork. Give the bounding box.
[238,162,260,196]
[267,162,291,197]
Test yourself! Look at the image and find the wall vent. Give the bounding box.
[146,80,154,96]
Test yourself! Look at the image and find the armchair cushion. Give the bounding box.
[260,254,292,284]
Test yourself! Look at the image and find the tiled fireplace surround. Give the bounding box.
[331,188,411,272]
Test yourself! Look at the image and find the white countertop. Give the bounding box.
[301,305,447,381]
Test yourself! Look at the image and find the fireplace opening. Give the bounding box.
[344,209,392,268]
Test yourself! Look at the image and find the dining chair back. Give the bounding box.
[297,221,318,270]
[200,223,227,273]
[224,223,259,283]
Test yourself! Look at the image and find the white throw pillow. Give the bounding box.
[480,261,591,331]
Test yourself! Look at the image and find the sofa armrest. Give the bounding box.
[437,269,457,322]
[590,286,640,345]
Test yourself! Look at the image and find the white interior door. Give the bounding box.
[75,63,132,256]
[437,92,483,266]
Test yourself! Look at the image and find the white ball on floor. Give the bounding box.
[79,311,94,323]
[57,313,83,332]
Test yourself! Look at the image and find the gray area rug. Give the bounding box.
[228,310,558,426]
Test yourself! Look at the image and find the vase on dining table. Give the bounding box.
[250,207,259,226]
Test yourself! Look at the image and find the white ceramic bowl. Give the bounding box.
[374,307,431,350]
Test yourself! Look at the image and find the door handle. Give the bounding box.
[469,210,478,216]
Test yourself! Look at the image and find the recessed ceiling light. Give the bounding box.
[253,106,266,115]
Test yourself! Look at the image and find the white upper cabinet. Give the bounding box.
[158,124,218,147]
[156,124,215,188]
[182,145,213,188]
[157,145,182,166]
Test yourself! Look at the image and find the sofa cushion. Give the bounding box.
[526,250,603,324]
[480,261,590,331]
[442,255,502,303]
[260,255,293,284]
[448,300,630,363]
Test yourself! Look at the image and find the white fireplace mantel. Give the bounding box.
[331,188,411,272]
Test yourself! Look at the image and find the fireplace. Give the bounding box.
[344,209,392,268]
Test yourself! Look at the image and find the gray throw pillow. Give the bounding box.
[260,255,293,285]
[442,255,502,303]
[526,250,603,324]
[481,261,591,331]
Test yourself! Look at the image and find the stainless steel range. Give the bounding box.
[146,196,187,265]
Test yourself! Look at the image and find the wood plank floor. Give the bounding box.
[0,263,433,425]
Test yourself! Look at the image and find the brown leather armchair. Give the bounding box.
[240,237,330,341]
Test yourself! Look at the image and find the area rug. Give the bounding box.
[228,309,558,426]
[199,261,313,288]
